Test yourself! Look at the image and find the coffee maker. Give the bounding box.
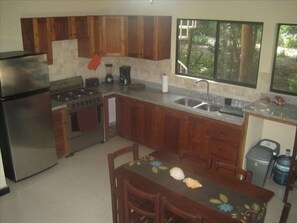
[119,66,131,86]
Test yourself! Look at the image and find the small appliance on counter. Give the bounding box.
[85,77,99,88]
[119,66,131,86]
[105,64,114,84]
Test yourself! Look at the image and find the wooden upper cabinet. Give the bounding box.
[126,16,142,58]
[76,16,96,58]
[127,16,171,60]
[68,16,89,39]
[21,17,53,64]
[98,16,126,56]
[51,17,70,41]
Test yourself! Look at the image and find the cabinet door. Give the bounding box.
[77,16,96,58]
[129,99,158,148]
[126,16,142,58]
[142,16,171,60]
[143,16,155,60]
[159,107,186,154]
[51,17,70,41]
[181,115,210,159]
[209,121,242,166]
[101,16,126,56]
[69,16,89,39]
[116,96,131,139]
[21,18,53,64]
[52,108,69,159]
[154,16,171,60]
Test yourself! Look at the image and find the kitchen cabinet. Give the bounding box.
[112,95,243,166]
[96,16,126,56]
[76,16,96,58]
[50,17,70,41]
[126,16,171,60]
[158,107,186,154]
[115,96,158,148]
[21,16,96,63]
[21,17,53,64]
[52,108,69,159]
[180,114,211,159]
[209,121,242,166]
[129,98,159,148]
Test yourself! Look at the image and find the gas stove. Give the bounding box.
[50,76,105,154]
[50,76,103,112]
[52,87,102,111]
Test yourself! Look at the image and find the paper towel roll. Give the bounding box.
[162,74,168,93]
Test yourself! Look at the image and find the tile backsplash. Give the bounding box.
[48,39,279,103]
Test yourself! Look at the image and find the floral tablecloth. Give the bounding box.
[124,155,267,223]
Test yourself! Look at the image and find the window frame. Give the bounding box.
[270,23,297,96]
[175,18,264,89]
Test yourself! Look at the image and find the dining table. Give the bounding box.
[115,150,274,223]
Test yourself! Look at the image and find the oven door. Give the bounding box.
[68,103,104,139]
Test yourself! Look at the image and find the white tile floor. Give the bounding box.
[0,136,296,223]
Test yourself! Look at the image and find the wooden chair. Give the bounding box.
[107,143,139,223]
[161,197,204,223]
[179,151,212,169]
[213,160,253,183]
[123,180,161,223]
[279,202,291,223]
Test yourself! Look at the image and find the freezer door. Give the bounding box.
[1,91,57,181]
[0,53,49,97]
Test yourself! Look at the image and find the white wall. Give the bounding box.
[1,0,297,101]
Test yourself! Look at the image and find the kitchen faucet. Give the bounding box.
[196,79,209,100]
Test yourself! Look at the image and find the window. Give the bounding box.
[176,19,263,88]
[271,24,297,96]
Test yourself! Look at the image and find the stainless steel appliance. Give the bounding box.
[0,51,57,182]
[119,66,131,86]
[50,76,104,154]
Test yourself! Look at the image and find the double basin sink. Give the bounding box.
[174,97,244,117]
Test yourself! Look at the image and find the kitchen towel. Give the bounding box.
[77,106,99,132]
[162,74,168,93]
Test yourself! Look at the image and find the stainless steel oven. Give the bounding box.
[50,76,105,154]
[67,100,104,153]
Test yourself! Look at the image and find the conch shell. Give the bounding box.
[169,167,185,180]
[183,177,202,189]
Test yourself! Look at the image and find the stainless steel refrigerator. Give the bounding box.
[0,51,57,182]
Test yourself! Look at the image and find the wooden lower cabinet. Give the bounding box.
[114,95,243,166]
[116,96,158,149]
[52,108,69,159]
[180,114,211,159]
[209,121,242,166]
[158,107,186,154]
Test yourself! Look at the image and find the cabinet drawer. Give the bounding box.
[211,124,241,143]
[209,139,238,164]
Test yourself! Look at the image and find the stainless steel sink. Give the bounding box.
[195,103,222,112]
[174,98,203,107]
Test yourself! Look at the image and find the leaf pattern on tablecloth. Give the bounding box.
[128,155,168,174]
[209,193,266,223]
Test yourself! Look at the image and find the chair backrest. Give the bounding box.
[180,150,212,169]
[161,197,204,223]
[214,160,252,183]
[123,180,161,223]
[279,202,291,223]
[107,143,139,223]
